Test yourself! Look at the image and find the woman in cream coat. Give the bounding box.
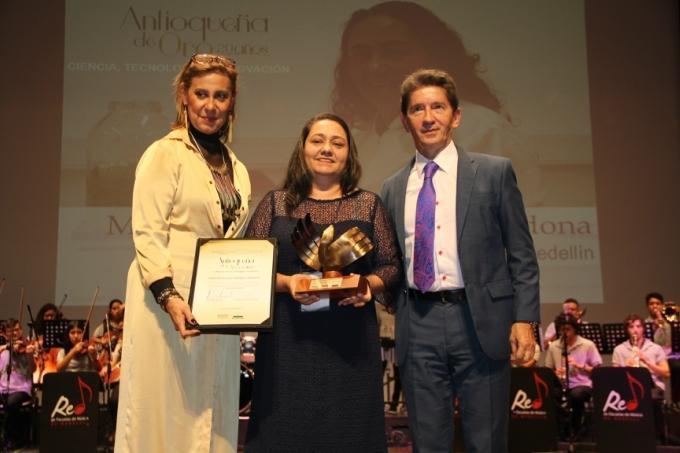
[115,54,250,453]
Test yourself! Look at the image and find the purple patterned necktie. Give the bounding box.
[414,161,439,292]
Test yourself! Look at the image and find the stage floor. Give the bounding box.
[9,413,680,452]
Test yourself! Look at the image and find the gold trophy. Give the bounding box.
[291,214,374,297]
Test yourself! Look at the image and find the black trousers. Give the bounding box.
[1,391,32,447]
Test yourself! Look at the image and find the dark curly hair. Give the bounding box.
[554,313,579,333]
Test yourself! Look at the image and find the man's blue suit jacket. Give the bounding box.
[380,146,540,363]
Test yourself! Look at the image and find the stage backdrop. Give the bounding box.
[55,0,602,308]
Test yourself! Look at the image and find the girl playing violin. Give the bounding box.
[56,320,100,373]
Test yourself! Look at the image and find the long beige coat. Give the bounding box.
[115,128,251,453]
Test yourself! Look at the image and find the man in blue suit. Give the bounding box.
[380,69,540,452]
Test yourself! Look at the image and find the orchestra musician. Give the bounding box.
[94,300,125,446]
[56,320,100,373]
[612,313,670,442]
[644,292,673,355]
[33,302,63,337]
[543,298,586,349]
[612,314,670,391]
[32,302,63,384]
[545,313,602,440]
[93,299,124,379]
[0,319,36,449]
[93,299,124,345]
[0,320,7,353]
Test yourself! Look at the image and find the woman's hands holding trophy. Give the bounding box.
[290,214,375,308]
[337,274,372,308]
[287,274,321,305]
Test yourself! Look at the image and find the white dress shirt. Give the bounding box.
[404,140,464,291]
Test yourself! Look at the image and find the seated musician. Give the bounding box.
[543,298,587,349]
[0,320,7,352]
[34,303,63,338]
[56,320,100,373]
[112,329,123,365]
[92,299,124,347]
[93,299,124,381]
[612,313,670,442]
[545,313,602,440]
[93,301,124,446]
[612,313,670,390]
[644,292,673,355]
[0,319,36,449]
[32,303,64,383]
[92,300,124,386]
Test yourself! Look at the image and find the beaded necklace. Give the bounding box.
[188,126,242,228]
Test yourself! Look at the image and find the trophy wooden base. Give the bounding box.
[297,271,367,298]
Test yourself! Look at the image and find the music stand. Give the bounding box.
[0,320,6,346]
[578,323,605,353]
[41,372,99,453]
[592,367,656,452]
[44,319,88,349]
[671,322,680,354]
[602,323,628,354]
[532,323,543,351]
[643,322,655,341]
[509,367,559,452]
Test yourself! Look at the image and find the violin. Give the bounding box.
[92,330,120,347]
[33,337,59,384]
[98,322,123,385]
[11,337,37,355]
[79,329,121,355]
[74,338,98,356]
[98,345,122,385]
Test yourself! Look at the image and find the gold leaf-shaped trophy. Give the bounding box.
[291,213,374,296]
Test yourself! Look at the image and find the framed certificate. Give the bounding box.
[188,238,277,332]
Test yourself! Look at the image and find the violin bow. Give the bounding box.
[17,287,25,335]
[26,304,37,339]
[82,286,100,339]
[57,293,68,314]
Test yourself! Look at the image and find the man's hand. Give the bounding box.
[510,322,536,364]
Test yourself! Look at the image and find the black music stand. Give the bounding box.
[644,322,655,341]
[43,320,88,349]
[40,372,99,453]
[578,323,605,353]
[602,323,628,355]
[592,367,655,452]
[508,367,559,452]
[532,323,543,351]
[671,322,680,354]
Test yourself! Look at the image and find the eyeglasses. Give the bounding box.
[190,54,236,66]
